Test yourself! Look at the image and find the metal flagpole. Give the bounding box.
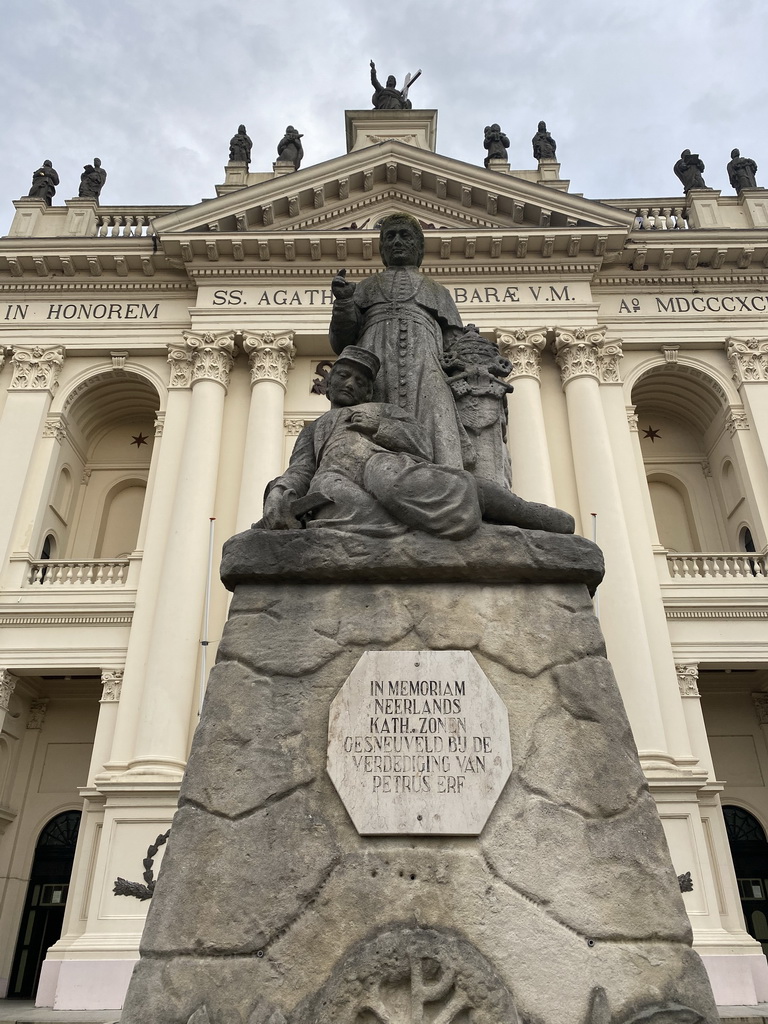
[591,513,599,619]
[199,517,216,716]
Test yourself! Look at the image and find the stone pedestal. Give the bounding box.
[121,527,718,1024]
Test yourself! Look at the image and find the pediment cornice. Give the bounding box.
[152,141,634,238]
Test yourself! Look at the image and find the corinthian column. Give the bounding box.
[726,337,768,545]
[0,346,65,568]
[554,327,670,764]
[495,328,555,505]
[235,330,296,531]
[124,331,236,778]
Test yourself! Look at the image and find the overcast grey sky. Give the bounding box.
[1,0,764,231]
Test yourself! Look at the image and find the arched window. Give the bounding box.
[647,476,698,552]
[724,805,767,843]
[9,810,82,998]
[741,527,756,554]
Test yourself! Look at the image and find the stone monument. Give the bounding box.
[120,214,719,1024]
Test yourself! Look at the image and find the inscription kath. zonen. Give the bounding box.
[341,678,493,796]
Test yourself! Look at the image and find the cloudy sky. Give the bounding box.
[1,0,764,231]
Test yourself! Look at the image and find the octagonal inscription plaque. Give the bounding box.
[327,650,512,835]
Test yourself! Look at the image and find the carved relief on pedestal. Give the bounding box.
[727,337,768,385]
[101,668,124,703]
[168,331,238,390]
[296,927,518,1024]
[553,326,608,385]
[242,330,296,388]
[495,328,547,381]
[10,346,65,392]
[676,663,700,698]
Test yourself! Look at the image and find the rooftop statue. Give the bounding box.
[483,124,510,167]
[532,120,556,160]
[370,60,420,110]
[276,125,303,169]
[330,213,475,470]
[229,124,252,165]
[727,148,758,192]
[78,157,107,202]
[258,346,573,538]
[28,160,59,205]
[673,149,706,193]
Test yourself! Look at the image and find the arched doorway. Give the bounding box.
[723,804,768,956]
[7,810,81,999]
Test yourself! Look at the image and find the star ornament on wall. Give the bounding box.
[130,432,149,448]
[642,426,662,443]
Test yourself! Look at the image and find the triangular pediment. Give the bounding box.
[153,141,633,239]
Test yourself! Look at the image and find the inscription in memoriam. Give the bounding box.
[327,650,512,836]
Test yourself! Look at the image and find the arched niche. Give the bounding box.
[95,479,148,558]
[631,364,733,551]
[41,373,159,560]
[647,473,699,552]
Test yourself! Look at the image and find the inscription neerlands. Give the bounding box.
[327,650,512,836]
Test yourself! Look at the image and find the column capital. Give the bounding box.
[675,663,700,698]
[27,699,48,730]
[495,328,547,381]
[626,406,639,432]
[101,668,124,703]
[42,414,68,443]
[167,331,237,390]
[726,336,768,385]
[726,408,750,435]
[242,330,296,388]
[9,345,65,393]
[753,692,768,725]
[0,669,18,712]
[553,325,614,385]
[284,417,306,436]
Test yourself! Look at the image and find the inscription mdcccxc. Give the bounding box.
[327,651,512,836]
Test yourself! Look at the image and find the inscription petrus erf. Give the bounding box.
[327,651,512,836]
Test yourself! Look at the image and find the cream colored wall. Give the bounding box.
[0,686,98,997]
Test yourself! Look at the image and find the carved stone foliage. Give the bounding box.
[242,330,296,388]
[752,692,768,725]
[726,409,750,435]
[727,337,768,384]
[101,668,124,703]
[168,332,237,389]
[42,416,67,443]
[676,664,700,698]
[495,328,547,381]
[0,670,18,712]
[26,699,48,730]
[10,345,65,392]
[283,418,306,436]
[554,326,612,385]
[311,359,335,395]
[596,338,624,384]
[293,927,518,1024]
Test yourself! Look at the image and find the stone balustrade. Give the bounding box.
[601,200,690,230]
[27,558,130,585]
[667,552,767,580]
[95,209,167,237]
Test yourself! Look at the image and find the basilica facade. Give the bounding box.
[1,109,767,1011]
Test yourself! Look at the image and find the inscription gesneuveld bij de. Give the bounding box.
[327,651,512,836]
